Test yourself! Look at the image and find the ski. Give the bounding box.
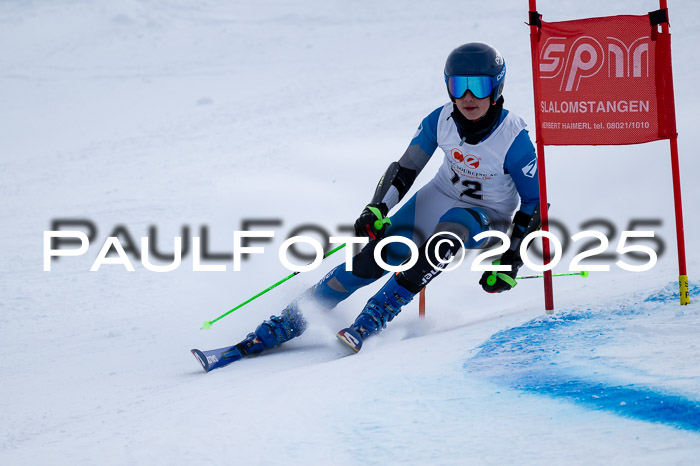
[194,329,362,373]
[336,327,363,353]
[191,344,246,373]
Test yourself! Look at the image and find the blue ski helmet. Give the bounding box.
[444,42,506,102]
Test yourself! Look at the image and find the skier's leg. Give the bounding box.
[238,194,422,354]
[236,258,391,355]
[396,206,493,292]
[347,206,494,340]
[308,191,421,309]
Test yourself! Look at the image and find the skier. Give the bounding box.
[229,42,540,359]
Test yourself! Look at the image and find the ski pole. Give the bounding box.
[516,270,589,280]
[201,243,347,330]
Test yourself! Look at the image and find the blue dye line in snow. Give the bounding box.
[466,282,700,431]
[513,373,700,432]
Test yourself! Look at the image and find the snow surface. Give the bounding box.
[1,0,699,464]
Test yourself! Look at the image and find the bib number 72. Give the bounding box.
[451,169,483,200]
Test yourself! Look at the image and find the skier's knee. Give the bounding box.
[350,244,386,279]
[351,236,414,279]
[439,208,484,232]
[395,230,465,292]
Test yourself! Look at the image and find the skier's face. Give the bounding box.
[455,90,491,121]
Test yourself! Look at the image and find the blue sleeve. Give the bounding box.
[504,129,539,217]
[409,106,441,157]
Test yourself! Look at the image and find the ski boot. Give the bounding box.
[337,275,416,353]
[191,300,308,373]
[243,300,308,354]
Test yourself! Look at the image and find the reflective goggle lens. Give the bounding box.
[446,75,494,100]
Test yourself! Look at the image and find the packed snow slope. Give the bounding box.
[1,0,699,464]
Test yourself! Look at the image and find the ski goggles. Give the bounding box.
[445,75,495,100]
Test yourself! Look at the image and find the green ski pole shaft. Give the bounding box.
[201,243,346,330]
[516,270,589,280]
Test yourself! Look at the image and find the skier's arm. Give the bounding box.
[355,107,441,239]
[503,130,540,219]
[376,107,441,210]
[504,129,540,245]
[480,130,541,293]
